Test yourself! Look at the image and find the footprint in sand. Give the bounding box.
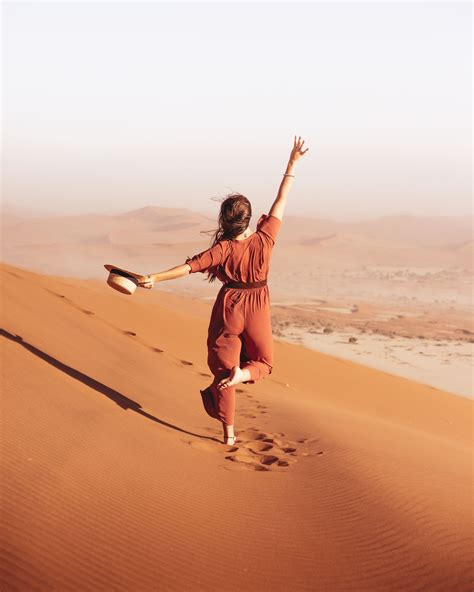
[44,290,97,317]
[259,455,280,466]
[180,360,194,366]
[296,436,320,444]
[223,449,271,472]
[225,445,298,472]
[199,372,212,378]
[46,290,75,304]
[248,441,274,453]
[240,404,264,418]
[201,426,222,435]
[181,438,221,452]
[182,426,322,472]
[152,347,164,353]
[6,271,23,279]
[222,429,304,471]
[255,405,268,414]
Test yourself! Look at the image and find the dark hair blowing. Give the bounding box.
[204,193,252,283]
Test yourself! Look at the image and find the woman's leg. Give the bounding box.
[217,304,274,389]
[204,292,244,441]
[207,333,241,427]
[210,376,237,443]
[201,384,236,443]
[200,386,219,419]
[242,302,274,379]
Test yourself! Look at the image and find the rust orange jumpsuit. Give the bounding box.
[185,213,281,426]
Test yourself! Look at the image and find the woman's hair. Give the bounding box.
[204,192,252,283]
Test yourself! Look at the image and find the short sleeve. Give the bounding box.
[185,241,225,274]
[257,214,282,245]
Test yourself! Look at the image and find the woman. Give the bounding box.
[137,136,309,445]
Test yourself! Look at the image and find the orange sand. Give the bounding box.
[1,262,472,591]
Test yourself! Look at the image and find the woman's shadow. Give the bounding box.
[1,328,219,442]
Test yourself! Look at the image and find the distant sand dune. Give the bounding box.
[1,208,472,309]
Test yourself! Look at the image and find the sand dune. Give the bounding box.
[2,207,472,263]
[2,207,472,314]
[1,262,472,591]
[1,205,215,248]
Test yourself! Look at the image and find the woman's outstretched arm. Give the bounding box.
[137,239,225,289]
[136,264,191,289]
[269,135,309,221]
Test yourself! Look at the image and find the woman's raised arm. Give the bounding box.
[268,135,309,221]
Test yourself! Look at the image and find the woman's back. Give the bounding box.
[186,214,281,283]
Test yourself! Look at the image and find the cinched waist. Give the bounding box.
[223,280,267,290]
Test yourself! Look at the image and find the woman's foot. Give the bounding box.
[222,423,237,445]
[223,434,237,445]
[218,366,249,390]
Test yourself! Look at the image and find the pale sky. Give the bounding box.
[3,1,472,220]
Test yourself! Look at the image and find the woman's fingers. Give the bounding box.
[297,137,309,154]
[293,135,305,148]
[137,275,154,289]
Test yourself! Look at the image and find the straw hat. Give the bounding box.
[104,264,140,295]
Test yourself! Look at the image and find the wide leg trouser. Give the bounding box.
[203,287,274,426]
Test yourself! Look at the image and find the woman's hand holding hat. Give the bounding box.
[137,274,155,289]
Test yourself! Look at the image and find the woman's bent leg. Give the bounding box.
[240,305,274,382]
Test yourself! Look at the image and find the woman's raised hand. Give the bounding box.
[289,135,309,162]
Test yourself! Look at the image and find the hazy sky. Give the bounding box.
[3,1,472,220]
